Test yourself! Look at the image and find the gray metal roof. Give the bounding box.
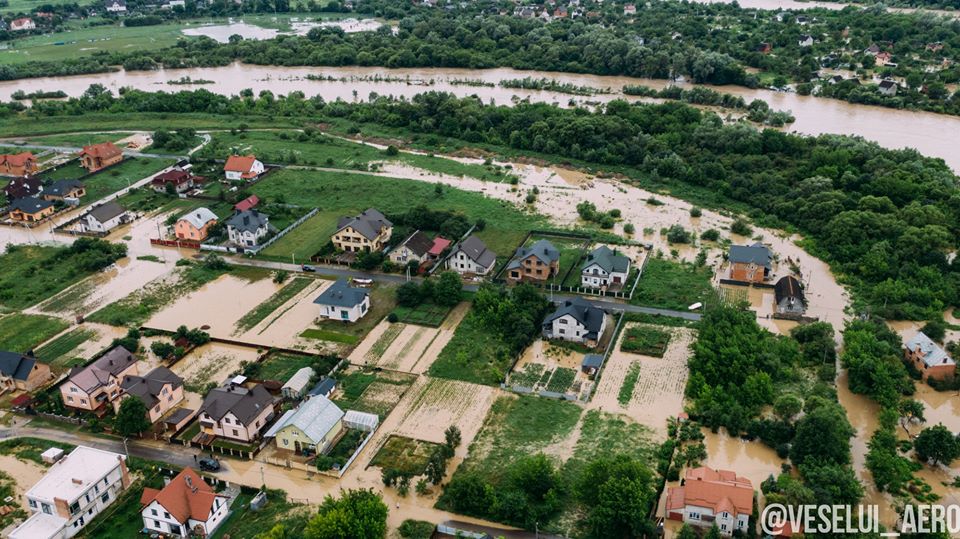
[336,208,392,240]
[44,179,84,198]
[0,351,38,381]
[199,383,274,424]
[226,209,270,234]
[905,332,955,368]
[120,367,183,409]
[313,279,368,308]
[508,239,559,269]
[178,207,217,230]
[68,346,136,392]
[308,377,337,397]
[543,297,606,337]
[581,245,630,274]
[728,242,771,268]
[582,354,604,368]
[86,200,127,224]
[281,367,315,393]
[397,230,434,257]
[263,394,344,443]
[454,235,497,267]
[9,196,53,214]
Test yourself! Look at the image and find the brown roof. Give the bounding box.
[224,155,257,172]
[79,142,122,160]
[67,346,136,393]
[152,169,193,186]
[140,468,221,524]
[0,152,35,167]
[666,466,753,516]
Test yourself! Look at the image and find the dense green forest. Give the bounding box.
[2,0,959,115]
[14,87,960,318]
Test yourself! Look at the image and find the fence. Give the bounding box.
[251,207,319,254]
[150,238,202,249]
[580,311,626,403]
[36,412,88,426]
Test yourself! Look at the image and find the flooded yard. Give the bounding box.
[0,454,46,511]
[170,342,261,394]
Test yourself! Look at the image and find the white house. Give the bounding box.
[81,201,131,233]
[140,468,230,538]
[666,467,753,536]
[446,235,497,276]
[313,279,370,322]
[9,446,130,539]
[10,18,36,31]
[197,383,275,442]
[798,34,814,47]
[580,245,630,288]
[226,209,273,248]
[104,0,127,12]
[541,297,607,347]
[223,155,264,181]
[878,79,899,97]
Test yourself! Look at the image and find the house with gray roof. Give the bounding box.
[226,209,274,248]
[506,239,560,283]
[60,346,138,413]
[542,297,607,347]
[114,367,184,423]
[308,377,337,399]
[81,200,131,233]
[332,208,393,253]
[388,230,434,265]
[728,242,772,283]
[905,332,956,382]
[264,395,344,455]
[42,179,85,201]
[313,279,370,322]
[581,245,631,289]
[0,350,51,392]
[198,383,275,442]
[447,235,497,276]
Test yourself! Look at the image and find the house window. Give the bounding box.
[151,509,157,516]
[559,319,567,324]
[559,329,565,335]
[28,499,36,509]
[41,503,52,515]
[67,396,74,402]
[232,429,239,436]
[283,438,289,446]
[81,399,87,404]
[70,387,77,393]
[163,512,170,519]
[721,525,728,531]
[154,520,161,529]
[689,512,700,520]
[101,492,110,503]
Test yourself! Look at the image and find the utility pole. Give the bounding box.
[260,465,266,488]
[122,437,129,458]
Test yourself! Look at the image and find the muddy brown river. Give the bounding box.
[2,64,960,172]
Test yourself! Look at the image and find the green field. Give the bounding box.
[82,158,178,201]
[620,325,671,357]
[0,22,187,65]
[251,168,544,261]
[260,211,339,261]
[390,302,452,327]
[0,113,298,139]
[0,245,118,311]
[21,133,133,148]
[34,327,96,369]
[331,369,415,419]
[309,284,396,341]
[209,489,311,539]
[630,257,714,311]
[252,352,338,382]
[0,314,69,352]
[428,310,515,386]
[370,435,443,475]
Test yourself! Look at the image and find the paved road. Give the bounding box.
[226,257,701,321]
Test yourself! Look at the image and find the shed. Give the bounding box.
[41,447,64,464]
[581,354,604,376]
[281,367,315,399]
[343,410,379,432]
[308,377,337,399]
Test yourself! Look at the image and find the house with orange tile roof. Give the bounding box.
[9,17,36,31]
[223,154,264,181]
[140,468,230,537]
[79,142,123,172]
[0,152,38,177]
[666,466,754,536]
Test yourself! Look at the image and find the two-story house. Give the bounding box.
[728,243,772,283]
[42,179,85,202]
[9,196,55,223]
[151,169,195,194]
[0,152,38,177]
[223,155,264,181]
[78,142,123,173]
[332,208,393,253]
[666,466,753,536]
[904,332,956,381]
[140,468,230,538]
[580,245,631,289]
[112,367,184,424]
[388,230,434,265]
[774,275,805,316]
[0,350,52,392]
[542,297,607,347]
[175,207,218,241]
[80,201,131,233]
[60,346,138,413]
[447,235,497,276]
[505,239,560,283]
[226,209,273,248]
[9,446,131,539]
[313,279,370,323]
[264,394,344,455]
[197,383,275,442]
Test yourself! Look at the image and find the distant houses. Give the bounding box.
[727,243,772,283]
[79,142,123,173]
[0,152,37,177]
[904,332,956,381]
[9,17,35,31]
[314,279,370,322]
[666,466,753,536]
[447,235,497,276]
[878,79,899,97]
[505,239,560,284]
[81,200,132,233]
[0,350,52,392]
[223,154,264,181]
[140,468,229,538]
[542,297,607,347]
[104,0,127,12]
[197,383,275,442]
[389,230,449,267]
[226,209,273,248]
[264,394,345,455]
[580,245,630,289]
[332,208,393,253]
[151,168,196,194]
[798,34,814,47]
[175,207,218,241]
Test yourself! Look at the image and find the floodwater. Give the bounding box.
[170,342,261,394]
[1,64,959,171]
[701,429,785,489]
[0,454,47,511]
[181,18,382,42]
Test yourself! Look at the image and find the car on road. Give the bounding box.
[198,457,221,472]
[301,264,316,272]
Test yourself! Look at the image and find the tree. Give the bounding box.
[799,461,864,505]
[790,403,854,467]
[395,282,422,307]
[921,319,947,342]
[444,425,462,449]
[424,450,447,485]
[576,455,656,539]
[676,524,698,539]
[914,425,960,466]
[898,399,926,425]
[114,397,150,437]
[304,489,388,539]
[773,394,803,421]
[730,218,752,236]
[150,341,175,359]
[432,271,463,307]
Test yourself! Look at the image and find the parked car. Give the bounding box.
[198,457,221,472]
[301,264,316,272]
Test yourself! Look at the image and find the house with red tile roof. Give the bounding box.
[0,152,38,177]
[234,194,260,212]
[10,17,35,31]
[223,155,264,181]
[151,169,196,193]
[140,468,230,537]
[79,142,123,172]
[428,236,451,259]
[666,466,753,536]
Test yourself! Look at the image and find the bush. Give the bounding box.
[666,225,691,244]
[701,229,720,241]
[398,520,434,539]
[623,223,635,234]
[730,218,752,236]
[387,312,399,323]
[690,207,703,217]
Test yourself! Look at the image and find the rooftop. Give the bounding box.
[263,394,344,443]
[0,351,38,381]
[728,242,772,268]
[140,468,221,524]
[178,207,218,231]
[25,446,126,503]
[86,200,128,224]
[906,332,954,368]
[313,279,368,308]
[454,235,496,267]
[336,208,392,240]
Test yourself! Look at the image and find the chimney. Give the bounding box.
[164,476,172,486]
[26,350,34,357]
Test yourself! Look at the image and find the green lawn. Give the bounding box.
[84,158,178,201]
[310,284,396,341]
[518,234,587,287]
[22,132,133,148]
[252,352,338,382]
[370,435,442,475]
[235,277,313,333]
[34,327,96,369]
[0,245,116,311]
[620,325,671,357]
[0,437,74,465]
[428,310,514,386]
[630,257,714,311]
[0,314,69,352]
[210,489,311,539]
[250,168,545,260]
[299,328,359,344]
[0,0,79,13]
[260,211,340,261]
[331,369,415,419]
[390,302,453,327]
[0,113,298,139]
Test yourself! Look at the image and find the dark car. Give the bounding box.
[198,457,221,472]
[301,264,316,272]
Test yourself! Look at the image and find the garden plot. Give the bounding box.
[509,339,589,395]
[332,368,417,419]
[171,343,260,394]
[390,377,498,452]
[147,274,281,340]
[236,278,326,349]
[349,321,440,373]
[589,325,695,437]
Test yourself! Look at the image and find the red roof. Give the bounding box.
[224,155,257,173]
[0,152,35,167]
[79,142,122,160]
[140,468,220,524]
[666,466,753,516]
[428,236,451,256]
[234,195,260,212]
[152,169,193,186]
